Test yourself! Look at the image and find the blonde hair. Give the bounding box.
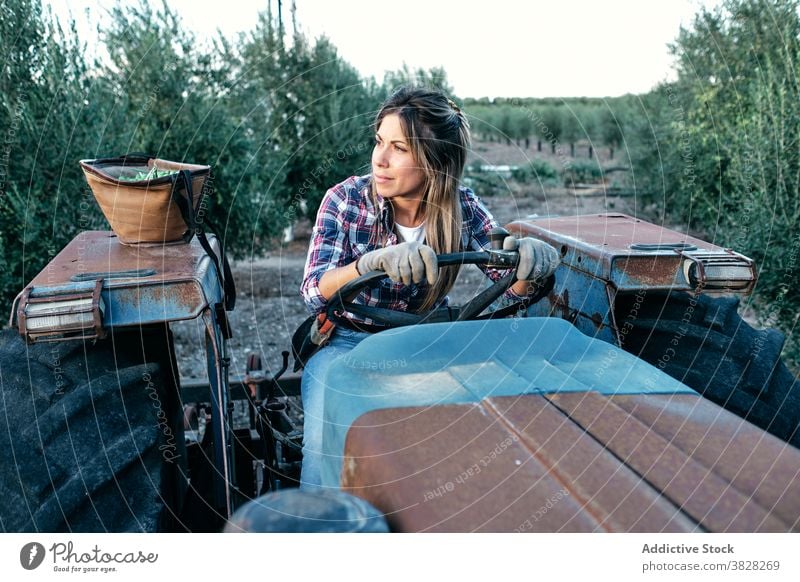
[371,87,471,311]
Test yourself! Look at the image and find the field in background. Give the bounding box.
[469,139,615,167]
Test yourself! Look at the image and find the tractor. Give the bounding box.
[1,164,798,532]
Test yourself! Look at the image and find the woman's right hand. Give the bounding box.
[356,241,438,286]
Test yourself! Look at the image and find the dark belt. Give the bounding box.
[336,318,390,335]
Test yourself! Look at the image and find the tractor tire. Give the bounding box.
[0,326,185,532]
[615,291,800,448]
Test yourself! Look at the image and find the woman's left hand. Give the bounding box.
[503,236,560,282]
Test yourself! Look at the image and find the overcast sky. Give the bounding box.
[46,0,721,98]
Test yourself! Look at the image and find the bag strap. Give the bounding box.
[170,170,237,315]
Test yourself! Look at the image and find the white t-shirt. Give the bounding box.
[395,222,426,244]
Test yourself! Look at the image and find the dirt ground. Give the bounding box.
[468,138,617,168]
[171,187,636,382]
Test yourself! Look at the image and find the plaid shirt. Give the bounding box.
[301,175,524,321]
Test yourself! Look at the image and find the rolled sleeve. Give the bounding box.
[462,187,499,250]
[461,187,531,305]
[300,187,351,313]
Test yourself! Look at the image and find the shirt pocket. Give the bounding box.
[350,229,372,255]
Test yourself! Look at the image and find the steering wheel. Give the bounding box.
[325,228,555,329]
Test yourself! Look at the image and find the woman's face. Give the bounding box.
[371,113,427,201]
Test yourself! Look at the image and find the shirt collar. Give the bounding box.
[363,176,393,231]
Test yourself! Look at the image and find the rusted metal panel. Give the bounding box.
[509,213,754,293]
[614,254,684,287]
[342,394,697,532]
[29,231,217,288]
[344,391,799,532]
[342,399,603,532]
[15,231,223,328]
[486,395,696,532]
[515,214,713,254]
[529,268,617,342]
[612,393,800,527]
[510,214,689,291]
[513,213,755,345]
[548,391,796,532]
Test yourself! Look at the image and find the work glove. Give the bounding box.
[503,236,560,282]
[356,241,438,286]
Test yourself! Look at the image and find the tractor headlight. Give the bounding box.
[16,280,106,343]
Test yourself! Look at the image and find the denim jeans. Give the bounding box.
[300,326,370,490]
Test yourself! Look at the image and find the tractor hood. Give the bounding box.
[321,318,800,532]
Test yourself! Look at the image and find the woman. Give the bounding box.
[299,87,560,488]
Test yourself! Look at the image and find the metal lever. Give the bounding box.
[489,227,510,250]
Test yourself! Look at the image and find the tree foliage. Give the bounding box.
[632,0,800,363]
[0,0,389,309]
[0,0,103,303]
[242,21,377,219]
[383,64,453,96]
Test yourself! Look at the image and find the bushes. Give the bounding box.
[471,157,608,195]
[463,169,509,197]
[561,159,603,186]
[511,159,559,185]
